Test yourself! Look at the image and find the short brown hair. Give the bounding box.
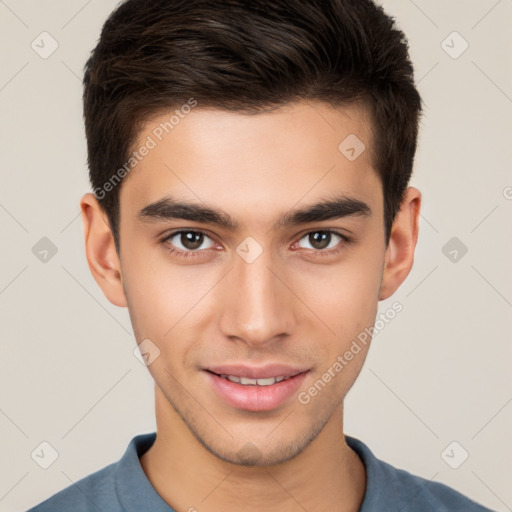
[83,0,422,252]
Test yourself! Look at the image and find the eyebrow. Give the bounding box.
[137,194,371,230]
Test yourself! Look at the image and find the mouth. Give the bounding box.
[207,371,303,387]
[203,365,310,412]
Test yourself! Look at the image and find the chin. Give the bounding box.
[192,418,329,467]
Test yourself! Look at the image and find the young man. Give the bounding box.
[28,0,494,511]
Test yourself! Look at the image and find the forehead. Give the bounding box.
[119,101,381,228]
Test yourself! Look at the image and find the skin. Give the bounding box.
[80,100,420,512]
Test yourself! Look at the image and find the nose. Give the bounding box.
[218,245,297,348]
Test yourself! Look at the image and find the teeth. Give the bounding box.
[254,377,276,386]
[240,377,258,385]
[220,374,289,386]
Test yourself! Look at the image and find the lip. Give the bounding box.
[204,366,310,412]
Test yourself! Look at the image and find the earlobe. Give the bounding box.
[80,193,128,307]
[379,187,421,301]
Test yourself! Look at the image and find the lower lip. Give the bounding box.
[205,371,309,412]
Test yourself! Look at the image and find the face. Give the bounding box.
[82,101,419,466]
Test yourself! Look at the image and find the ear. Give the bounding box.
[80,193,127,307]
[379,187,421,301]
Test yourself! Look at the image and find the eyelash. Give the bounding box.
[161,229,352,259]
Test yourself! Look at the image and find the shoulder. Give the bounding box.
[345,436,496,512]
[26,432,160,512]
[26,462,121,512]
[382,460,495,511]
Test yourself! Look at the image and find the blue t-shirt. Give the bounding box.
[27,432,495,511]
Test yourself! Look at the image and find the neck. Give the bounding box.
[140,386,366,512]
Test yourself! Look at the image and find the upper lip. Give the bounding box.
[205,364,310,379]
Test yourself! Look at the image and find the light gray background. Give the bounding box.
[1,1,511,511]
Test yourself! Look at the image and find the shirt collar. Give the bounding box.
[346,435,401,511]
[115,432,174,511]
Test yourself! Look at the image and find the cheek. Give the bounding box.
[122,246,209,330]
[292,249,382,338]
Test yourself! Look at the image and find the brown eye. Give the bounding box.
[180,231,203,250]
[310,231,330,250]
[297,231,347,252]
[165,230,215,252]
